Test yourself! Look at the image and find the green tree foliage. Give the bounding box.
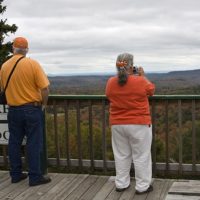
[45,105,113,162]
[0,0,17,67]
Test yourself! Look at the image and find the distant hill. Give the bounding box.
[147,69,200,94]
[49,75,110,95]
[49,69,200,95]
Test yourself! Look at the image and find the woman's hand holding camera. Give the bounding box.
[138,66,152,84]
[138,66,145,76]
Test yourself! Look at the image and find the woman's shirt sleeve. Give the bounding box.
[145,81,155,96]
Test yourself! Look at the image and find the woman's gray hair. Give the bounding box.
[116,53,134,86]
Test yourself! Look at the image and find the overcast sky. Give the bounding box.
[3,0,200,75]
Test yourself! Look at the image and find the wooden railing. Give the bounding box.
[1,95,200,176]
[46,95,200,176]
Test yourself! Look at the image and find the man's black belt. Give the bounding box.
[23,102,42,106]
[9,102,42,107]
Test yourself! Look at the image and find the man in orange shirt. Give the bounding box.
[0,37,51,186]
[106,53,155,194]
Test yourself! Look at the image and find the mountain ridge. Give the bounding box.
[48,69,200,95]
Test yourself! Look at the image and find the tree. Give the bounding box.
[0,0,17,67]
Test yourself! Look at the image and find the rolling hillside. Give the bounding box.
[49,69,200,95]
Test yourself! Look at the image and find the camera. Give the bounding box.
[133,66,139,74]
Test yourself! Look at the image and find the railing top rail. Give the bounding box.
[49,95,107,100]
[49,94,200,100]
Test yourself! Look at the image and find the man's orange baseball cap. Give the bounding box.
[13,37,28,49]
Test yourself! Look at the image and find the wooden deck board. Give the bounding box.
[80,176,109,200]
[65,175,98,200]
[36,174,79,200]
[14,173,61,200]
[118,180,136,200]
[0,170,196,200]
[51,174,89,200]
[165,194,200,200]
[31,174,79,200]
[165,180,200,200]
[159,179,174,200]
[92,177,115,200]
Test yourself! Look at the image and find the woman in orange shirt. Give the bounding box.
[105,53,155,194]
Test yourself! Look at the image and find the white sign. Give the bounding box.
[0,105,9,145]
[0,105,26,145]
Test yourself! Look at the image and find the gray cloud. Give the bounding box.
[3,0,200,74]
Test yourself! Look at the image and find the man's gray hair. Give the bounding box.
[13,47,28,55]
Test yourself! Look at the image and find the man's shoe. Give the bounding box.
[135,185,153,195]
[116,185,130,192]
[11,173,28,183]
[29,176,51,186]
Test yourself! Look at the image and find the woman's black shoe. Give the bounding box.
[116,184,130,192]
[135,185,153,195]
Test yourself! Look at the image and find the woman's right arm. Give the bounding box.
[138,67,155,96]
[105,78,111,97]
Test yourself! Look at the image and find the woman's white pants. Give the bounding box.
[111,124,152,192]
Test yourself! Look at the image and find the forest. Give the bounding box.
[49,69,200,95]
[45,69,200,172]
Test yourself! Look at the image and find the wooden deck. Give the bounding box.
[3,170,200,200]
[0,171,176,200]
[2,172,200,200]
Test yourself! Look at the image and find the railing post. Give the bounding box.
[151,99,156,176]
[102,99,107,172]
[64,100,71,169]
[89,100,94,172]
[178,100,183,175]
[40,110,48,175]
[165,99,169,175]
[192,100,196,174]
[53,100,60,167]
[76,100,83,171]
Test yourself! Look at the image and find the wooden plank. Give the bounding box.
[166,194,200,200]
[146,179,166,200]
[0,179,29,199]
[13,173,61,200]
[27,173,69,200]
[105,187,122,200]
[0,171,10,181]
[133,187,150,200]
[5,181,36,200]
[64,175,98,200]
[133,193,148,200]
[80,176,109,200]
[168,180,200,195]
[101,100,107,172]
[93,176,115,200]
[159,179,174,200]
[52,174,89,200]
[88,100,94,171]
[178,100,183,174]
[0,176,15,191]
[76,100,83,170]
[118,180,136,200]
[0,171,13,197]
[133,179,156,200]
[36,174,79,200]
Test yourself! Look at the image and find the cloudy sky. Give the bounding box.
[3,0,200,75]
